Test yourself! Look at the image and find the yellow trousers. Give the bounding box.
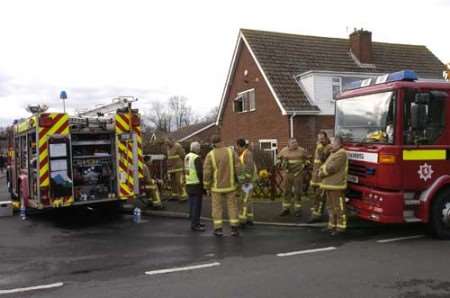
[326,190,347,231]
[211,191,239,229]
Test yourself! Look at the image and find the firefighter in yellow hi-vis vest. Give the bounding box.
[278,138,309,217]
[143,155,163,209]
[236,139,257,227]
[165,137,188,202]
[309,131,332,222]
[319,136,348,235]
[203,135,242,237]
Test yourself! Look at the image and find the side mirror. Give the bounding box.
[410,103,427,130]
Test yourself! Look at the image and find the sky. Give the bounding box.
[0,0,448,126]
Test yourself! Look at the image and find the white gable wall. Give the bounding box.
[313,74,336,115]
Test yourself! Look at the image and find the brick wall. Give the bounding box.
[293,115,334,154]
[219,43,290,149]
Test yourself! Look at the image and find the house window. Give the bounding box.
[234,89,255,113]
[332,77,342,100]
[259,139,278,164]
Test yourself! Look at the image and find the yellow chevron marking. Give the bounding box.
[116,115,130,132]
[40,177,49,187]
[40,162,49,175]
[39,149,48,163]
[38,115,69,147]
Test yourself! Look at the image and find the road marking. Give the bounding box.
[145,262,221,276]
[376,235,425,243]
[277,246,337,257]
[0,282,64,295]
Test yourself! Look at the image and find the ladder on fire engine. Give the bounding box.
[76,97,137,118]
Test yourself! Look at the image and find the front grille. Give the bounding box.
[349,162,367,178]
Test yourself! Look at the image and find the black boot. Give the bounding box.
[231,226,240,237]
[279,209,290,217]
[214,228,224,237]
[191,225,206,232]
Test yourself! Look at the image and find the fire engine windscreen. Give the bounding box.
[335,91,395,144]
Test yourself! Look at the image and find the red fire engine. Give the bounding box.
[336,70,450,239]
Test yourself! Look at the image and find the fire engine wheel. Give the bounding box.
[430,190,450,240]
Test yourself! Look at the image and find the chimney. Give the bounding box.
[349,29,372,64]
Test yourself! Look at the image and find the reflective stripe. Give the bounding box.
[211,186,237,193]
[213,220,223,228]
[310,181,322,187]
[320,183,347,190]
[228,148,235,189]
[321,165,328,176]
[314,159,321,164]
[288,160,303,164]
[168,155,180,160]
[168,168,183,173]
[230,219,239,224]
[339,197,344,210]
[211,151,218,190]
[239,149,248,164]
[402,149,446,161]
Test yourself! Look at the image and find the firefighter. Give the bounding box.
[165,137,188,202]
[309,131,332,222]
[203,135,241,237]
[319,136,348,235]
[185,141,205,232]
[143,155,163,209]
[236,138,257,227]
[278,138,309,217]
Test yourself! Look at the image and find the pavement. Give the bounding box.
[138,193,321,225]
[1,177,450,298]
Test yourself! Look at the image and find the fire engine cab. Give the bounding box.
[336,70,450,239]
[7,97,144,210]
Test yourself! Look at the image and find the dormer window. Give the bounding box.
[234,89,255,113]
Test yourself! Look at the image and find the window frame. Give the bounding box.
[331,77,342,101]
[234,89,256,113]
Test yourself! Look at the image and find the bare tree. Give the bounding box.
[144,95,197,132]
[202,106,219,123]
[168,96,196,130]
[145,101,172,133]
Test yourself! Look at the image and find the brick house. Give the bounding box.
[216,29,445,159]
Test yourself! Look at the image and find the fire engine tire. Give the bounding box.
[430,188,450,240]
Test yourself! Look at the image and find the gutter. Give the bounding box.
[289,113,296,138]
